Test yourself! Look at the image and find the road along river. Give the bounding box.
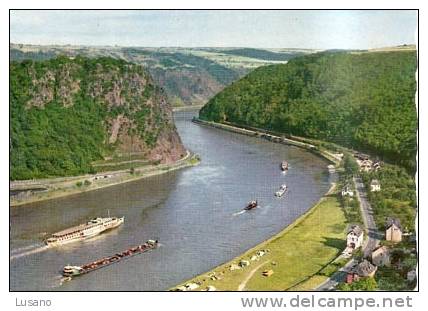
[10,110,334,291]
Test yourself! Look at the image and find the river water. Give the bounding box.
[10,110,334,291]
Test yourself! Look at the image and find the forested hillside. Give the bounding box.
[10,56,185,180]
[200,50,417,171]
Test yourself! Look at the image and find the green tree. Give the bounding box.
[343,153,359,177]
[200,50,417,172]
[10,56,172,180]
[337,277,378,291]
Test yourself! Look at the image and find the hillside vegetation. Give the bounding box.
[10,56,185,180]
[200,50,417,171]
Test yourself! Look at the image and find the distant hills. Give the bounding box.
[200,48,417,171]
[219,48,306,61]
[10,44,315,106]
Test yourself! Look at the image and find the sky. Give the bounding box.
[10,10,417,49]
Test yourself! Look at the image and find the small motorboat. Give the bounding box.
[275,184,288,197]
[244,200,258,211]
[280,161,289,171]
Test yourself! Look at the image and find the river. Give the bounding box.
[10,110,334,291]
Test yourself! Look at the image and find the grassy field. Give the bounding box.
[174,189,347,291]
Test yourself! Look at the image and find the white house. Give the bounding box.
[341,186,354,197]
[346,225,364,250]
[407,270,417,282]
[370,179,381,192]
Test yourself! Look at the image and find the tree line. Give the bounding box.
[200,51,417,172]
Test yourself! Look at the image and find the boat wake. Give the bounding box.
[232,210,246,216]
[56,276,72,287]
[10,243,49,261]
[232,205,266,216]
[260,204,273,215]
[47,275,72,288]
[11,243,42,254]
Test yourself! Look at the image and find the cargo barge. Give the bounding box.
[62,239,159,277]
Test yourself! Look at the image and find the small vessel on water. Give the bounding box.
[45,216,124,247]
[280,161,289,171]
[244,200,258,211]
[275,184,288,197]
[62,240,159,277]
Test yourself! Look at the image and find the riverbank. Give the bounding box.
[10,151,200,207]
[192,118,343,165]
[172,183,347,291]
[168,119,347,291]
[187,118,417,291]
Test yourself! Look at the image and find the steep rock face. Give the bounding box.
[150,67,226,106]
[10,56,185,180]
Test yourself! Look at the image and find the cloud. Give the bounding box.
[10,10,417,49]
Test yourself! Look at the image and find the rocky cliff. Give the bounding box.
[10,56,186,180]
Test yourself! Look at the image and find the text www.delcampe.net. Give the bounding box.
[240,295,413,310]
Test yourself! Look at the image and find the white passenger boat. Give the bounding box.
[44,216,124,247]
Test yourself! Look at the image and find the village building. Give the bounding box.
[346,225,364,251]
[346,260,378,284]
[341,185,354,197]
[385,218,403,242]
[407,270,417,282]
[371,246,391,267]
[360,160,373,172]
[373,160,383,171]
[370,179,381,192]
